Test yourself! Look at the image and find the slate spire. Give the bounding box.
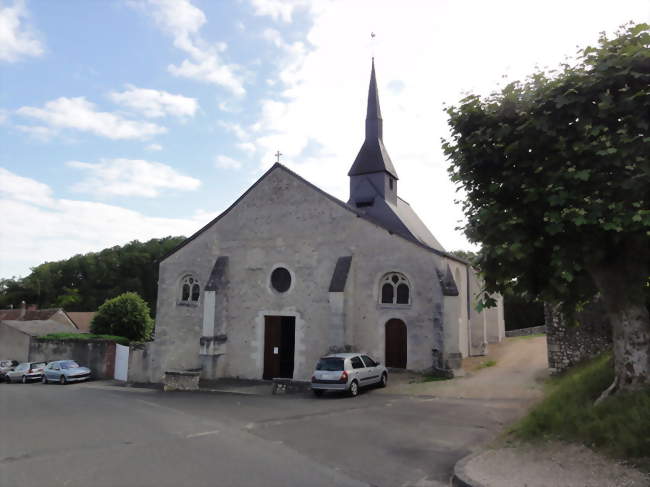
[365,57,383,140]
[348,59,398,179]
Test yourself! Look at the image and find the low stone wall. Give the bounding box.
[545,301,612,373]
[29,339,116,379]
[505,325,546,337]
[127,342,153,384]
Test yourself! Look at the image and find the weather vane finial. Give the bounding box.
[370,32,376,59]
[274,150,282,164]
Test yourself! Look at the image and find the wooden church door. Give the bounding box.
[263,316,295,379]
[385,319,407,368]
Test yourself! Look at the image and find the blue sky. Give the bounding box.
[1,0,648,279]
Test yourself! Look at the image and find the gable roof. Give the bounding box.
[160,163,469,266]
[0,308,62,321]
[1,319,80,337]
[65,312,96,333]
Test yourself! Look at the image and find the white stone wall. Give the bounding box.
[151,167,486,381]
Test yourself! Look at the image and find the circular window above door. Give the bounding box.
[270,267,292,293]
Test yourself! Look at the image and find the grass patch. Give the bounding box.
[419,375,452,383]
[512,352,650,463]
[478,359,497,369]
[38,333,130,346]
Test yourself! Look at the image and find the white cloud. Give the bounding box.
[0,0,43,62]
[0,167,54,206]
[16,97,166,140]
[109,85,198,119]
[136,0,245,95]
[146,143,163,151]
[215,155,242,170]
[218,120,248,140]
[250,0,308,23]
[0,169,215,279]
[66,158,201,197]
[245,0,650,252]
[15,124,57,141]
[237,142,256,155]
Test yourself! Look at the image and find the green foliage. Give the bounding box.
[449,249,479,265]
[513,353,650,460]
[91,292,154,342]
[443,23,650,310]
[0,236,185,314]
[504,290,545,331]
[38,333,130,346]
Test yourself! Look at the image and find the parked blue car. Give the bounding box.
[42,360,91,385]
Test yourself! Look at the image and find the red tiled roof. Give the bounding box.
[0,308,61,321]
[65,312,96,333]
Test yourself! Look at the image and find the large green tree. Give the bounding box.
[0,236,185,314]
[91,292,154,341]
[444,23,649,393]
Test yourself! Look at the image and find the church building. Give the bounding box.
[148,60,505,383]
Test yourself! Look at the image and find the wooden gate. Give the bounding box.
[385,319,407,368]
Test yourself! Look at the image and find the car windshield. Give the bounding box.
[60,361,79,369]
[316,358,344,371]
[31,363,46,368]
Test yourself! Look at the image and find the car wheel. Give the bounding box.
[22,375,27,384]
[348,380,359,397]
[312,389,324,397]
[379,373,388,388]
[42,375,48,384]
[60,375,67,385]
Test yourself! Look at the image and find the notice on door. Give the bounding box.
[273,347,279,354]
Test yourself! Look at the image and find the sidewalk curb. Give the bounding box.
[451,451,489,487]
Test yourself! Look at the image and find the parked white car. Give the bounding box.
[5,362,47,383]
[311,353,387,397]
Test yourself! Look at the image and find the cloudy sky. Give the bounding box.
[1,0,648,279]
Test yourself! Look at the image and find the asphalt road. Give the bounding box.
[0,380,528,487]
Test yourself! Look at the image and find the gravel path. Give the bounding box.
[462,442,649,487]
[379,335,549,402]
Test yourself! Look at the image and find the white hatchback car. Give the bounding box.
[311,353,388,397]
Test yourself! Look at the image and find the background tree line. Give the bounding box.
[0,236,185,315]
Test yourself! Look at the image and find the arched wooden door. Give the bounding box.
[385,319,407,368]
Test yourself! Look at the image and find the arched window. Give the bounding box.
[380,272,410,305]
[179,275,200,303]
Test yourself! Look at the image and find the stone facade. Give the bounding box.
[546,301,612,373]
[146,165,504,382]
[145,61,505,384]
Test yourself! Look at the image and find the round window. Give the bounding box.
[270,267,292,293]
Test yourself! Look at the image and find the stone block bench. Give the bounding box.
[164,370,200,392]
[272,378,311,394]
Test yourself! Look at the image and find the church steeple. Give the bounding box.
[348,59,398,206]
[365,58,383,140]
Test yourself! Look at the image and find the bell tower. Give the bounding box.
[348,59,398,207]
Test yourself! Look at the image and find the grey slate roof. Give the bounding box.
[205,256,229,292]
[437,265,460,296]
[394,198,445,251]
[329,256,352,292]
[348,59,398,179]
[1,319,80,337]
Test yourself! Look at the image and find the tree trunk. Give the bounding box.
[589,255,650,393]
